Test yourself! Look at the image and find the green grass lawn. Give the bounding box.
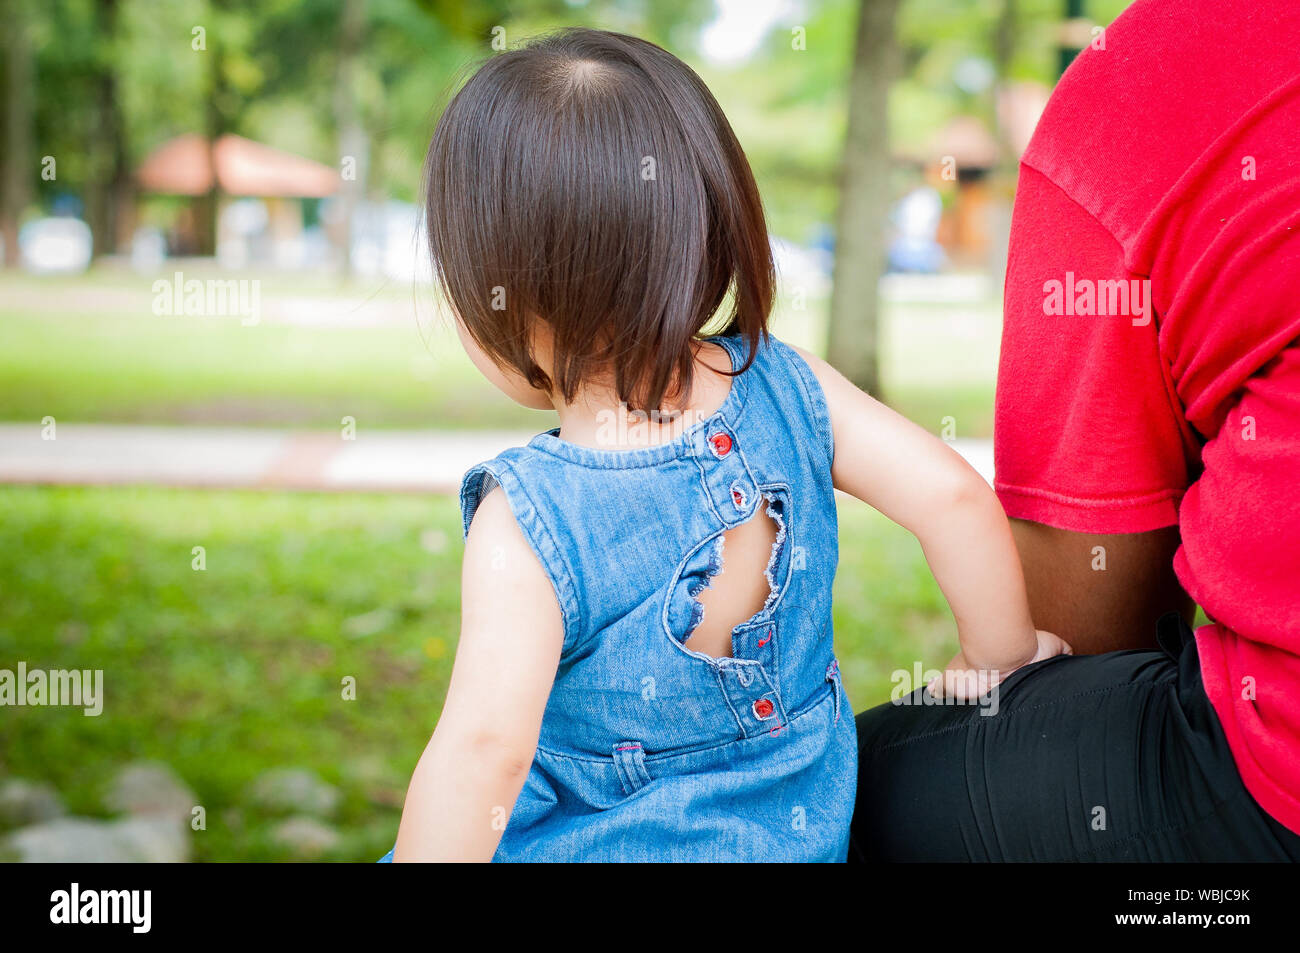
[0,269,999,438]
[0,272,535,431]
[0,484,953,862]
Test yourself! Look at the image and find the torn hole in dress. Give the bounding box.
[759,492,787,613]
[683,533,727,639]
[681,494,787,658]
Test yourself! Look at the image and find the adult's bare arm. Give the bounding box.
[1010,520,1196,655]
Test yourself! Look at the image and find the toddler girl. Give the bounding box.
[386,27,1066,862]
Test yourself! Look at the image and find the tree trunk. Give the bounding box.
[992,0,1019,168]
[197,2,235,258]
[988,0,1020,286]
[826,0,900,397]
[334,0,366,278]
[1,0,35,267]
[87,0,132,259]
[197,56,222,256]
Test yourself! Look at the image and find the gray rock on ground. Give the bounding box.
[104,762,198,822]
[2,815,190,863]
[248,768,340,818]
[0,779,66,828]
[270,815,341,858]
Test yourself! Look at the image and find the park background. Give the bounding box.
[1,0,1131,861]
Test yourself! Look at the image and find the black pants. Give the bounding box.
[850,614,1300,861]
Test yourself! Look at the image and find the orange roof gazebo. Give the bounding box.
[136,133,340,198]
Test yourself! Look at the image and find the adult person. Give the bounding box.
[850,0,1300,860]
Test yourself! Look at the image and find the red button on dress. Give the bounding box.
[753,698,775,719]
[709,433,732,457]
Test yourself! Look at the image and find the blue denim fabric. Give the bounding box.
[383,332,855,862]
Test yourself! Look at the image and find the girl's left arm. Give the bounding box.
[392,487,563,862]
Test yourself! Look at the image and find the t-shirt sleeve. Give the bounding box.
[993,163,1193,534]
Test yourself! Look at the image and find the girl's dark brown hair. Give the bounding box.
[424,27,774,412]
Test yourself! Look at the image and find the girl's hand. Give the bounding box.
[927,629,1072,701]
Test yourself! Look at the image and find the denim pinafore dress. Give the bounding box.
[389,332,856,862]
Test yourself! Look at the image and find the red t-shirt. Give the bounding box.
[995,0,1300,833]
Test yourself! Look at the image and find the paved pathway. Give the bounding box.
[0,424,994,494]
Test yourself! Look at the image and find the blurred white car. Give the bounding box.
[19,217,93,275]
